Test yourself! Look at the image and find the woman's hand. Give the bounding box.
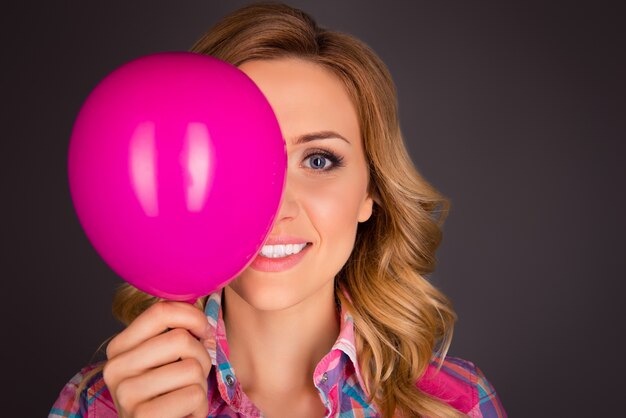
[103,301,214,417]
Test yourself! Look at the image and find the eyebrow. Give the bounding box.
[291,131,351,146]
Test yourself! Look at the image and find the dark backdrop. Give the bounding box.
[2,1,624,416]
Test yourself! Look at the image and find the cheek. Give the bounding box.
[299,175,365,244]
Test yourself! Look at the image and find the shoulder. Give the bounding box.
[50,362,117,418]
[416,355,507,417]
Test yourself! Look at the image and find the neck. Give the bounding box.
[222,283,340,396]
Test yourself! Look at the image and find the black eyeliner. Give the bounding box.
[302,147,345,171]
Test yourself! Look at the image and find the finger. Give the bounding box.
[107,301,210,358]
[105,328,212,388]
[201,324,216,352]
[115,358,208,413]
[133,384,209,418]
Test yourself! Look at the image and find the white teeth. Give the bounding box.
[260,243,308,258]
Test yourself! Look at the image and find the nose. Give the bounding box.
[274,172,299,222]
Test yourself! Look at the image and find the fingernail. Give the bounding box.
[202,337,216,351]
[204,324,214,339]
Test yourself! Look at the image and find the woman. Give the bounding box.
[51,3,505,417]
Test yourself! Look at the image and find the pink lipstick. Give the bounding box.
[250,235,312,272]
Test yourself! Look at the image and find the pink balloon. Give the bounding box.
[68,52,286,301]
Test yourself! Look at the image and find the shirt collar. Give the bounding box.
[203,285,370,401]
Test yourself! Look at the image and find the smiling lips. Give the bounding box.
[259,243,308,258]
[250,235,312,272]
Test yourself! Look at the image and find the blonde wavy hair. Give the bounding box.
[90,3,462,417]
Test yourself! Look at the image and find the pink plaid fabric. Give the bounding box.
[51,288,505,417]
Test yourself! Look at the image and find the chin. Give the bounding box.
[227,275,307,312]
[226,270,334,312]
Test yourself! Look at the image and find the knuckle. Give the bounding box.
[148,300,171,319]
[188,383,207,404]
[193,398,210,418]
[182,357,205,381]
[115,380,132,406]
[166,326,184,341]
[114,378,137,409]
[134,401,152,418]
[168,327,194,347]
[102,360,117,387]
[199,351,212,376]
[105,337,119,359]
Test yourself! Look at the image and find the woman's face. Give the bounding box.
[227,58,373,311]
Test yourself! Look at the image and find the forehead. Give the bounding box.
[238,58,360,146]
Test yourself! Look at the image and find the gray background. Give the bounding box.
[2,0,624,416]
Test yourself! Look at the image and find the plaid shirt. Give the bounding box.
[50,289,506,417]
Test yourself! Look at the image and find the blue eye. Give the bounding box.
[309,155,329,169]
[303,149,345,172]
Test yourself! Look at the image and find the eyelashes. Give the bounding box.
[301,147,345,173]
